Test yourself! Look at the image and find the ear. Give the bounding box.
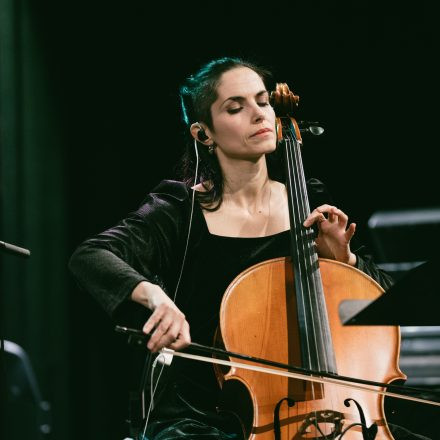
[190,123,214,146]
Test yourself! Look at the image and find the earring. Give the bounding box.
[208,143,216,154]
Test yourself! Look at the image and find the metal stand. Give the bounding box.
[0,240,51,438]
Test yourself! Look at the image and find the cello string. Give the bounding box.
[290,123,342,438]
[293,120,338,374]
[288,122,340,438]
[283,112,331,397]
[285,127,323,427]
[285,130,322,427]
[289,128,324,370]
[286,128,325,375]
[291,126,334,374]
[284,133,315,374]
[283,133,311,413]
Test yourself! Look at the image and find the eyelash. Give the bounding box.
[227,102,270,114]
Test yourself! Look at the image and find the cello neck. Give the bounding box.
[280,115,337,374]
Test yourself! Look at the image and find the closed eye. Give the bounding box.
[227,107,243,114]
[228,102,269,114]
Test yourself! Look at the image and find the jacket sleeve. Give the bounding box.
[68,181,189,318]
[307,177,394,290]
[352,246,394,290]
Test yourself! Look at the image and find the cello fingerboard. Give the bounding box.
[282,117,338,375]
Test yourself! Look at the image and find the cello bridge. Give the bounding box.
[299,410,343,439]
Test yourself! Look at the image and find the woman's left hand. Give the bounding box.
[303,204,357,266]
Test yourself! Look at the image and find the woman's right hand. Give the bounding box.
[131,281,191,353]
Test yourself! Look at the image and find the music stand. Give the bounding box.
[339,259,439,326]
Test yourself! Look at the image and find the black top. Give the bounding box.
[168,228,292,400]
[68,179,393,320]
[68,179,395,437]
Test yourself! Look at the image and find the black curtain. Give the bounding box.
[0,0,69,437]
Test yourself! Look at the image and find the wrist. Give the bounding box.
[334,251,357,266]
[347,252,357,266]
[131,281,158,310]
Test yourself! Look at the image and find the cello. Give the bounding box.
[116,83,440,439]
[212,83,405,439]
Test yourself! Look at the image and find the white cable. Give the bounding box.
[139,137,200,439]
[172,136,199,302]
[141,353,166,439]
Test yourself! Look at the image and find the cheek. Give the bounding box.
[215,119,244,140]
[267,107,276,123]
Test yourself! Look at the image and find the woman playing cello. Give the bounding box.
[69,57,429,439]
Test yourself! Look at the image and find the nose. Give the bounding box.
[251,103,265,123]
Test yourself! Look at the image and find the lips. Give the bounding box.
[251,128,272,137]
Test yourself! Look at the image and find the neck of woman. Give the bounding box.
[221,157,271,210]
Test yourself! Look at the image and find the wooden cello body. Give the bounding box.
[215,84,406,439]
[218,257,405,439]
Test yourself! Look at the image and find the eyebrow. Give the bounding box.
[221,90,269,107]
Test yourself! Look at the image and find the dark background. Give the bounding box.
[1,1,439,439]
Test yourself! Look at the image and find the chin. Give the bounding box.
[262,141,277,154]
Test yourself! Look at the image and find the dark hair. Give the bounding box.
[177,57,282,210]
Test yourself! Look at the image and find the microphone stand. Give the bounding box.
[1,240,33,438]
[0,240,31,258]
